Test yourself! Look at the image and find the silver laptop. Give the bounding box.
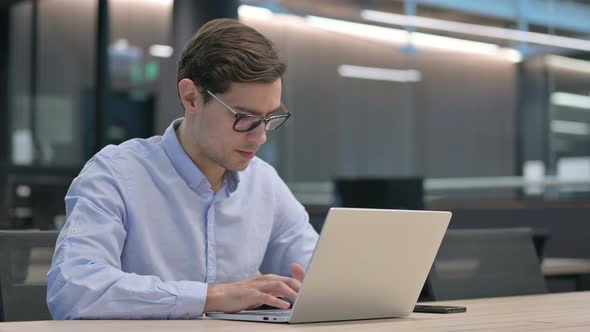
[206,208,451,323]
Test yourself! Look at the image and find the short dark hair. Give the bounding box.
[177,18,286,104]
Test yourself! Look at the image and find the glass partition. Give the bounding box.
[7,0,97,167]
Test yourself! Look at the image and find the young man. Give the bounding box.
[47,19,319,319]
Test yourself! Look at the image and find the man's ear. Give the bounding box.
[178,78,203,114]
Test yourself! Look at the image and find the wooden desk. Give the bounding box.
[1,292,589,331]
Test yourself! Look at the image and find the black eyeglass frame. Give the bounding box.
[206,90,291,132]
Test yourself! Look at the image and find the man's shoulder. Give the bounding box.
[92,135,164,171]
[239,157,286,192]
[244,157,278,177]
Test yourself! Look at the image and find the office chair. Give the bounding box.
[333,177,424,210]
[0,230,59,321]
[426,227,548,301]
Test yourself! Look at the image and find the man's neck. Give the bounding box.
[176,120,225,192]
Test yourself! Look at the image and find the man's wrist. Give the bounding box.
[204,283,222,313]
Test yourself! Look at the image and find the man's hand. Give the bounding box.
[204,263,306,313]
[289,262,305,282]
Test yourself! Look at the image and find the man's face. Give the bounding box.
[191,79,282,172]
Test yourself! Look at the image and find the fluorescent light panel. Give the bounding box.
[546,55,590,74]
[238,6,521,62]
[338,65,421,82]
[238,5,273,19]
[111,38,129,51]
[109,39,142,59]
[551,120,590,136]
[306,16,408,43]
[411,32,499,55]
[306,16,520,62]
[149,44,173,58]
[150,0,173,5]
[362,9,590,52]
[551,92,590,110]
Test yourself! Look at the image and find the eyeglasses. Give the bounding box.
[206,90,291,132]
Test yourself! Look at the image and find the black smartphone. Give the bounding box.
[413,304,467,314]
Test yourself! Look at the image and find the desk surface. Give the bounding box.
[2,291,589,332]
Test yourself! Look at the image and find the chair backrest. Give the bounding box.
[0,230,59,322]
[426,227,547,301]
[333,177,424,210]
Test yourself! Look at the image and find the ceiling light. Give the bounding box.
[306,16,408,43]
[111,39,129,51]
[551,92,590,110]
[109,39,142,59]
[551,120,590,135]
[546,55,590,74]
[362,9,590,52]
[306,16,520,62]
[238,5,273,20]
[410,32,499,55]
[149,44,173,58]
[338,65,421,82]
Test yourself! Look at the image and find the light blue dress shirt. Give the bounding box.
[47,118,319,320]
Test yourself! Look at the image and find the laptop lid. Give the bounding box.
[207,208,451,323]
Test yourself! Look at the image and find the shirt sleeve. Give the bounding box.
[258,168,319,277]
[47,151,207,320]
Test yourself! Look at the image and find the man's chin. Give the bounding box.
[224,159,252,173]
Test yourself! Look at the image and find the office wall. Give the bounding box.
[413,51,516,178]
[169,17,516,182]
[252,19,419,181]
[3,3,583,186]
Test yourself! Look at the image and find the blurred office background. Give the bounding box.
[1,0,590,320]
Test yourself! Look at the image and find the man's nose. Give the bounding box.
[247,123,267,145]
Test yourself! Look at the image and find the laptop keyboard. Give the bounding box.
[241,309,291,316]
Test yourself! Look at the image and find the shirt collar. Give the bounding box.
[225,170,240,195]
[162,118,240,194]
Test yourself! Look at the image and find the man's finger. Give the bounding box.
[257,292,291,309]
[260,281,298,302]
[290,263,306,282]
[278,276,301,292]
[258,274,301,292]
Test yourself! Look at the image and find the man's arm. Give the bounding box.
[47,153,305,319]
[47,153,207,319]
[259,168,319,277]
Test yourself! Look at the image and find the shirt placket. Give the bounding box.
[205,193,217,283]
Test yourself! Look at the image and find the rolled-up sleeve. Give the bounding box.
[47,152,208,320]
